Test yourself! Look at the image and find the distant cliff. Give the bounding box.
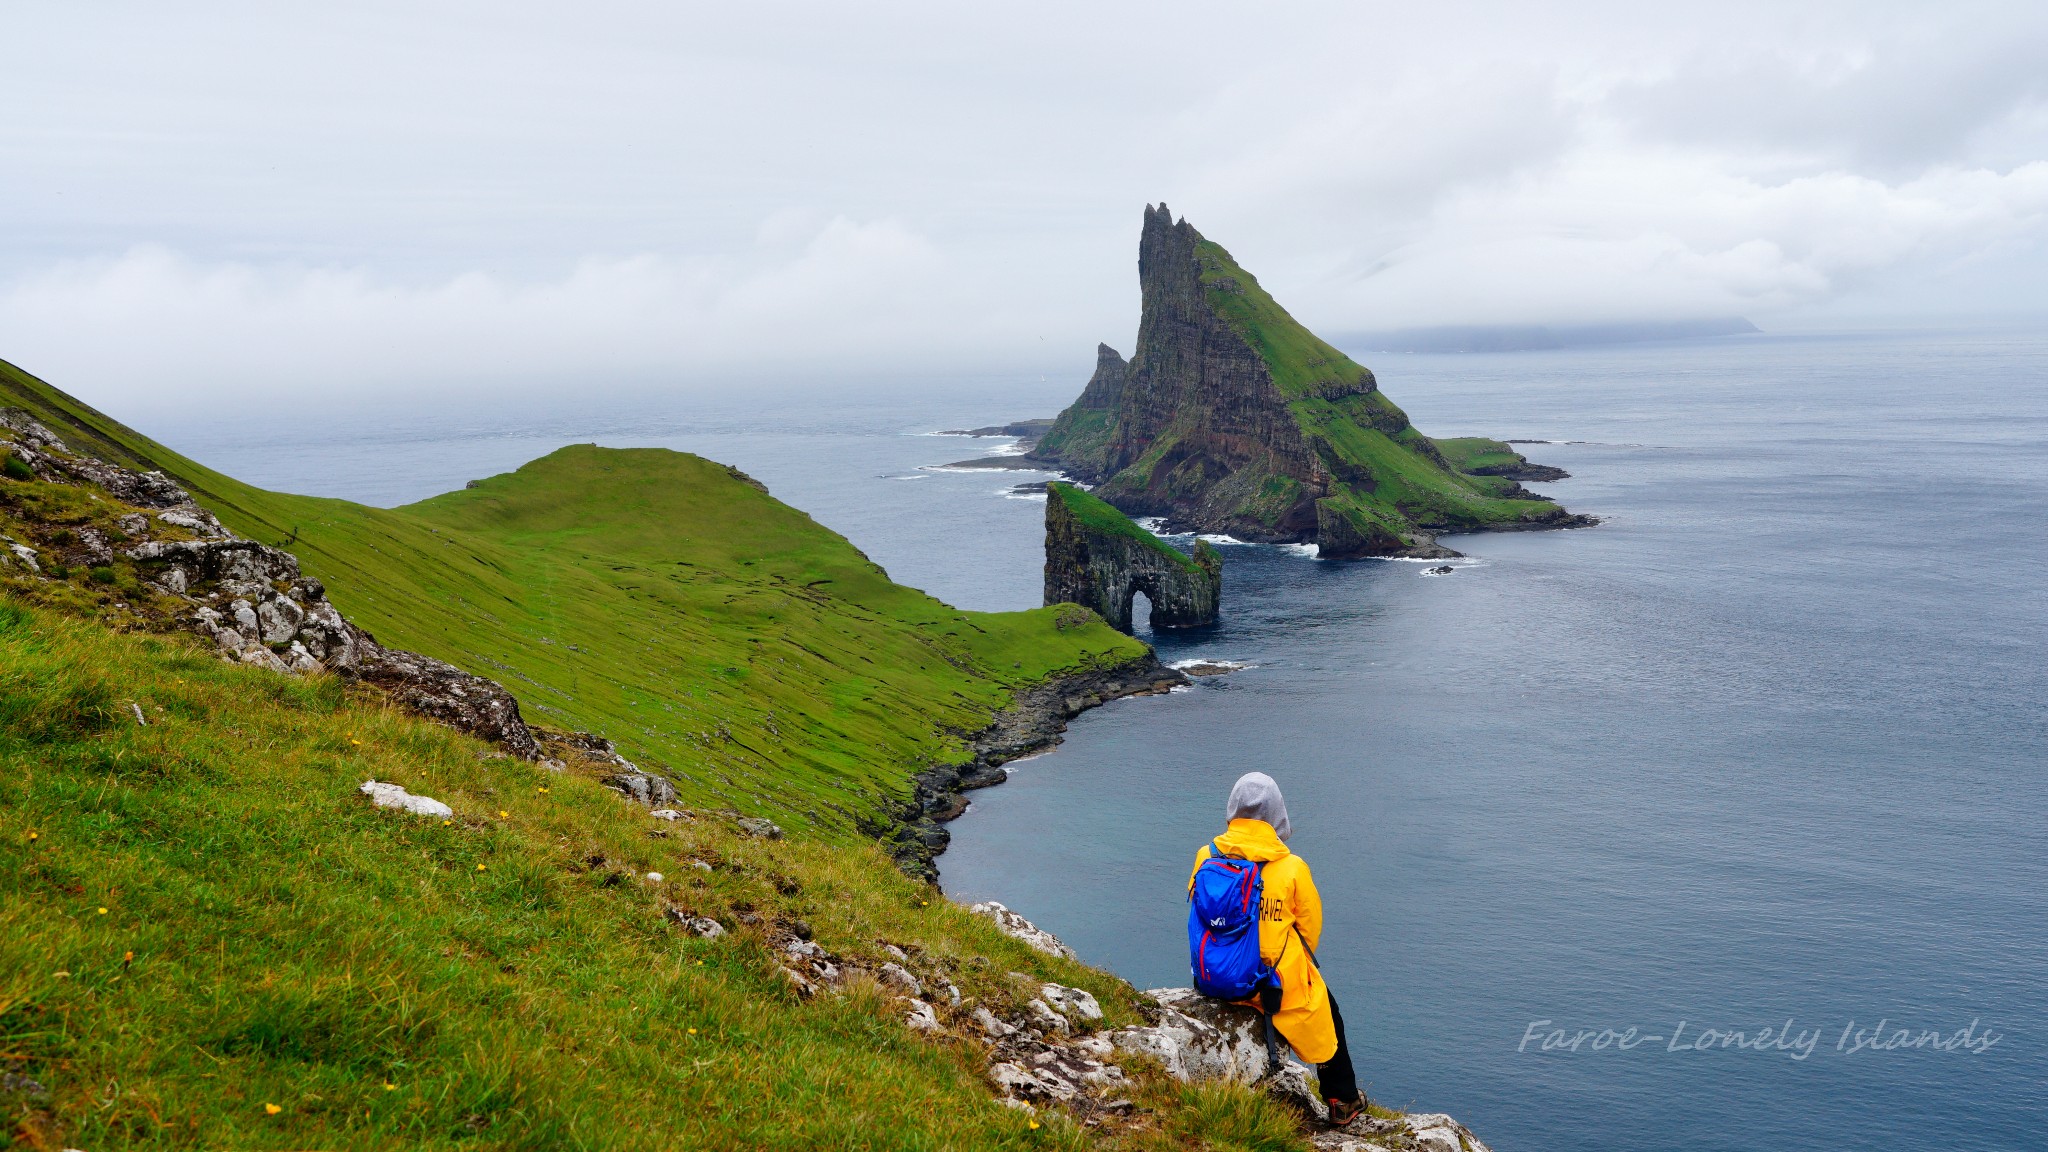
[1030,204,1590,557]
[1044,481,1219,632]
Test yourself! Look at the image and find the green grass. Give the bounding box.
[0,359,1149,842]
[1295,400,1556,530]
[1032,407,1115,479]
[1431,437,1522,475]
[1194,240,1375,402]
[1046,483,1207,575]
[0,598,1312,1151]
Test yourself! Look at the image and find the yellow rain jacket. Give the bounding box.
[1188,818,1337,1064]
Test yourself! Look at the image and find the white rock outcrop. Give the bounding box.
[357,780,454,819]
[1040,982,1103,1022]
[1107,987,1497,1151]
[964,900,1077,960]
[1312,1113,1494,1152]
[1108,987,1274,1084]
[904,1001,942,1033]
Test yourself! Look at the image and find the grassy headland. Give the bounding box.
[0,359,1149,848]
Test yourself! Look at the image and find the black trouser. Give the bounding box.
[1259,985,1360,1104]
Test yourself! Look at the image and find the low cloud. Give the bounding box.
[0,218,987,408]
[2,1,2046,407]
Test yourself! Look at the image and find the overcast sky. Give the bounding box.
[4,1,2046,409]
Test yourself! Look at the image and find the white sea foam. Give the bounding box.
[1000,751,1052,774]
[922,461,1057,474]
[1126,516,1321,556]
[1170,658,1253,673]
[997,488,1047,502]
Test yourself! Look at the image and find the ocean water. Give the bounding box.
[140,328,2047,1150]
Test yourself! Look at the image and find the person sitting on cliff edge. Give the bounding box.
[1188,771,1366,1125]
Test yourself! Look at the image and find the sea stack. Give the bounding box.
[1044,481,1219,633]
[1029,204,1590,557]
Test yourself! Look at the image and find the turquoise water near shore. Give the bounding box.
[143,327,2047,1150]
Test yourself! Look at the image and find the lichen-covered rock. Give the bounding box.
[904,1001,943,1032]
[256,595,305,644]
[1040,983,1103,1022]
[608,770,678,806]
[1310,1113,1495,1152]
[1044,481,1219,632]
[878,962,922,996]
[1111,988,1497,1151]
[664,909,726,938]
[965,901,1077,960]
[352,640,542,760]
[358,780,454,819]
[5,412,541,758]
[735,815,784,839]
[1108,987,1274,1084]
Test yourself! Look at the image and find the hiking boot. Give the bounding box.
[1325,1095,1365,1127]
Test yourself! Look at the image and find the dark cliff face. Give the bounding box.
[1031,344,1128,481]
[1030,204,1588,557]
[1096,205,1325,539]
[1077,343,1128,412]
[1043,481,1219,633]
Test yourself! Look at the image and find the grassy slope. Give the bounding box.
[0,599,1312,1151]
[1430,437,1525,475]
[0,359,1148,838]
[1046,483,1206,575]
[1193,241,1374,402]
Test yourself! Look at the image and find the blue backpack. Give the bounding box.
[1188,839,1276,1000]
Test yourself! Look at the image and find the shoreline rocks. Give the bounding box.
[872,652,1186,880]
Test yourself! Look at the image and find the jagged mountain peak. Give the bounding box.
[1031,206,1590,558]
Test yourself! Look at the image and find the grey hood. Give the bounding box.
[1226,771,1291,842]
